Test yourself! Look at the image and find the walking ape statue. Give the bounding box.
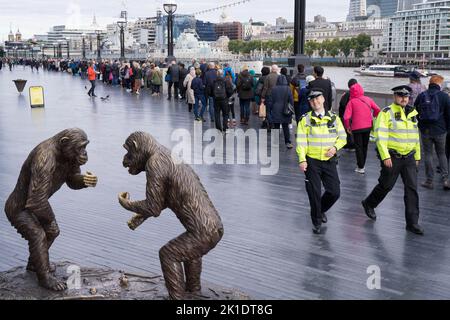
[119,132,224,300]
[4,128,98,291]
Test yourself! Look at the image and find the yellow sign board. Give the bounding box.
[29,86,45,108]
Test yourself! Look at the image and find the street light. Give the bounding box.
[163,1,177,62]
[117,21,127,60]
[95,30,102,60]
[66,37,70,59]
[81,33,86,60]
[53,43,57,58]
[289,0,311,72]
[57,40,63,58]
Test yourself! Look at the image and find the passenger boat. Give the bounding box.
[354,65,416,78]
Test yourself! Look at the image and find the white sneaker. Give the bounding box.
[355,168,365,174]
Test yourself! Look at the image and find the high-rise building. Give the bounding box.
[347,0,367,21]
[397,0,424,11]
[384,0,450,61]
[366,0,398,18]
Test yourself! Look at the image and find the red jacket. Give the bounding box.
[87,67,96,81]
[344,83,381,131]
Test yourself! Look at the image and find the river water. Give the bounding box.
[323,67,450,93]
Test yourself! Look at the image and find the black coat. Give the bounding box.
[415,83,450,136]
[270,76,294,124]
[309,77,333,111]
[339,91,350,119]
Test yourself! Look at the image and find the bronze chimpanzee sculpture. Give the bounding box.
[4,128,97,291]
[118,132,224,300]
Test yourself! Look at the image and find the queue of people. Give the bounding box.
[7,56,450,237]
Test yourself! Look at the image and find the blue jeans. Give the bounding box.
[208,96,215,120]
[194,95,207,118]
[240,98,251,120]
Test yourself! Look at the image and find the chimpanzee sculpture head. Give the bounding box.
[122,132,152,175]
[58,128,90,166]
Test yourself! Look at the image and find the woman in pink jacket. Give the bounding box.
[344,83,381,174]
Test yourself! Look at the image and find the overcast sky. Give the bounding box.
[1,0,349,39]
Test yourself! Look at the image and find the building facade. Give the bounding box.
[384,0,450,61]
[366,0,398,18]
[215,22,243,41]
[196,20,217,41]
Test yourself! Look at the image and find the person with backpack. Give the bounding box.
[414,75,450,190]
[212,69,234,133]
[343,83,381,174]
[362,86,424,235]
[290,64,307,124]
[205,62,218,122]
[237,68,254,125]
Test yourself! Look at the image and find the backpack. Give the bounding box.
[241,76,253,91]
[419,91,440,121]
[255,79,264,96]
[214,80,227,100]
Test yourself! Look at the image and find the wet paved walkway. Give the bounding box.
[1,67,450,299]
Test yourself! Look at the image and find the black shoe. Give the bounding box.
[312,225,321,235]
[406,224,424,235]
[92,94,97,97]
[322,213,328,224]
[362,200,377,221]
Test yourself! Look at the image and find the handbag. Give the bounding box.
[165,73,171,82]
[259,102,266,119]
[283,87,295,116]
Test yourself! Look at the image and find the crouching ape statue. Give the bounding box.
[4,128,98,291]
[118,132,224,300]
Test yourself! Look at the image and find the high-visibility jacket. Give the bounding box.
[374,103,421,161]
[296,111,347,163]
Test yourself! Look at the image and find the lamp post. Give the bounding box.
[117,21,126,60]
[58,40,63,58]
[288,0,311,72]
[163,1,177,63]
[82,33,86,60]
[53,43,57,58]
[66,37,70,59]
[96,30,102,60]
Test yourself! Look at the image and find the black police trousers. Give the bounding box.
[364,154,419,226]
[305,157,341,227]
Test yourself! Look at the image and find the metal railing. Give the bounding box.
[333,89,393,112]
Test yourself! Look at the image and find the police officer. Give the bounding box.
[297,88,347,234]
[362,85,424,235]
